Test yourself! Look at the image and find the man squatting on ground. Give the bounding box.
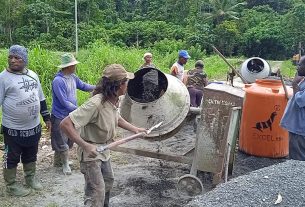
[60,64,147,207]
[0,45,51,196]
[281,55,305,161]
[51,53,95,175]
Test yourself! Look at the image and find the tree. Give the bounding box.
[213,20,240,56]
[22,1,55,34]
[238,5,277,33]
[246,0,294,13]
[0,0,25,45]
[203,0,247,25]
[281,3,305,56]
[241,20,286,59]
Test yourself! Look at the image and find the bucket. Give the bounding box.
[239,79,292,158]
[120,67,190,139]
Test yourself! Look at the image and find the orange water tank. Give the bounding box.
[239,79,292,158]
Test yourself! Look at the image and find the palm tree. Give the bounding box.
[204,0,247,24]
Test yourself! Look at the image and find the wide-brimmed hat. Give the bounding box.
[103,64,134,81]
[58,53,80,69]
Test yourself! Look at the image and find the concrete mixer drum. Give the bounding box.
[120,67,190,139]
[240,57,271,83]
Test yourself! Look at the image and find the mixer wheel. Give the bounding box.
[177,174,203,197]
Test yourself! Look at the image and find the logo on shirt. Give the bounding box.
[16,93,38,106]
[28,105,39,120]
[19,77,38,92]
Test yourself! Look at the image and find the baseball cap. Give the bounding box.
[103,64,135,81]
[178,50,191,59]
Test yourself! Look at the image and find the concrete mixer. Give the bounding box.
[240,57,271,83]
[120,67,190,139]
[111,67,246,197]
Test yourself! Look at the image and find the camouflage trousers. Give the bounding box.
[80,159,114,207]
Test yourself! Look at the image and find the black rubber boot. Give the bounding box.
[104,191,110,207]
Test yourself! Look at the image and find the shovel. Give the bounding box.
[97,121,163,153]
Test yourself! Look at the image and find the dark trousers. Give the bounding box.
[289,132,305,161]
[51,115,73,152]
[2,125,41,169]
[80,159,114,207]
[188,87,203,107]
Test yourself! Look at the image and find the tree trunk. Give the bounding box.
[9,26,12,43]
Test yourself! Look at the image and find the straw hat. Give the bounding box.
[58,53,80,69]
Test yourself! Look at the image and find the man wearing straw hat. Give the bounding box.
[0,45,51,196]
[51,53,95,175]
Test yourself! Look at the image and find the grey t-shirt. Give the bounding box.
[0,69,45,130]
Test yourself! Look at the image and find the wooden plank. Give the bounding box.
[228,107,242,175]
[224,107,241,182]
[111,146,193,164]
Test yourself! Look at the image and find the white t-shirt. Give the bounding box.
[170,62,185,81]
[0,69,45,130]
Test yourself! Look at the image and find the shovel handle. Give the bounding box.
[211,45,248,84]
[97,121,163,153]
[278,69,289,100]
[97,132,146,152]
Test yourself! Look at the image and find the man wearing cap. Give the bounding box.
[60,64,147,207]
[140,52,156,68]
[51,53,95,175]
[170,50,190,81]
[0,45,51,196]
[185,60,208,107]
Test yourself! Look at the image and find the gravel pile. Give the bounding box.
[188,160,305,207]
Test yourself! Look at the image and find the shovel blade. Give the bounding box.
[147,121,163,134]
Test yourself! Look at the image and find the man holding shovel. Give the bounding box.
[60,64,147,207]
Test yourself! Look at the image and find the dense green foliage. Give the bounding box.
[0,0,304,59]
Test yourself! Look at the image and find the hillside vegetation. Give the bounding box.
[1,0,305,59]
